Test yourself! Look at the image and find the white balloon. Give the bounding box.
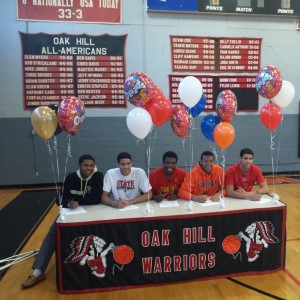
[178,76,203,108]
[272,80,295,108]
[126,107,152,139]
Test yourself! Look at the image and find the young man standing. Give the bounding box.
[178,151,224,202]
[225,148,269,201]
[21,154,103,288]
[101,152,152,208]
[149,151,186,202]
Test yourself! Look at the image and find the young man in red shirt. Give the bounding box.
[225,148,269,201]
[149,151,186,202]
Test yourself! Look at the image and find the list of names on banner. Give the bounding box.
[169,75,258,111]
[20,33,127,109]
[170,36,261,72]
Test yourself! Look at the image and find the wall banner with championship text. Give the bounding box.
[20,32,127,109]
[17,0,122,24]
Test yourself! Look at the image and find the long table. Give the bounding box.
[56,197,286,293]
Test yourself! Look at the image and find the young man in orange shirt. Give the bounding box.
[178,151,224,202]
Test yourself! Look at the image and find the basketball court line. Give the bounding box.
[227,278,285,299]
[283,269,300,287]
[286,237,300,242]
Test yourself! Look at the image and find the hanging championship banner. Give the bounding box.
[170,36,262,73]
[20,32,127,109]
[17,0,122,24]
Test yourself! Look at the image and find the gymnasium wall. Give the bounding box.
[0,1,299,186]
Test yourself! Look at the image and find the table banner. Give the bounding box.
[56,206,286,293]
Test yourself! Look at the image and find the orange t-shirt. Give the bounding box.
[178,163,225,200]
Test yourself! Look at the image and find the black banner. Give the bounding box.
[20,32,127,109]
[57,206,286,293]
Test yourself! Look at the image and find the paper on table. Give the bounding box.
[197,200,220,207]
[119,205,139,211]
[251,196,272,204]
[62,206,87,215]
[159,200,179,208]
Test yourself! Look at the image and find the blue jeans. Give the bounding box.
[33,220,57,272]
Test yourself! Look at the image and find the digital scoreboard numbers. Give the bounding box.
[148,0,300,17]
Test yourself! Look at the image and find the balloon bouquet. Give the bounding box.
[124,72,174,216]
[31,96,85,140]
[213,90,237,150]
[255,65,295,204]
[256,65,295,131]
[124,72,173,139]
[171,76,204,139]
[31,96,86,218]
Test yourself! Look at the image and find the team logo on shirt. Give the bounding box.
[117,180,135,192]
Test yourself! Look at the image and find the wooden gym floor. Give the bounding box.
[0,183,299,300]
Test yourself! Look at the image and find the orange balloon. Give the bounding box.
[213,122,235,149]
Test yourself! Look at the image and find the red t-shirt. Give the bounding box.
[149,166,186,198]
[225,163,265,192]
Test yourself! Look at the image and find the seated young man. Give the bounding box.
[225,148,269,201]
[178,151,224,203]
[101,152,152,208]
[21,154,103,288]
[149,151,186,202]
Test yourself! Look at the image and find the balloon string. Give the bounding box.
[275,111,284,175]
[189,121,194,202]
[181,139,187,171]
[53,135,61,198]
[45,139,60,200]
[210,143,219,166]
[53,135,59,180]
[60,134,72,206]
[149,126,158,156]
[270,130,276,195]
[220,149,226,198]
[144,137,152,203]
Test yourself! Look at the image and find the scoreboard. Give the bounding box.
[147,0,300,17]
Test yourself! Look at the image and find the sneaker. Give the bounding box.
[21,274,45,288]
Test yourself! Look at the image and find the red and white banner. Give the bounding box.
[17,0,122,24]
[170,36,262,73]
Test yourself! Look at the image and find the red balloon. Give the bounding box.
[260,102,282,131]
[57,96,85,135]
[144,95,172,126]
[148,85,164,99]
[170,105,191,138]
[216,90,237,122]
[214,122,235,149]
